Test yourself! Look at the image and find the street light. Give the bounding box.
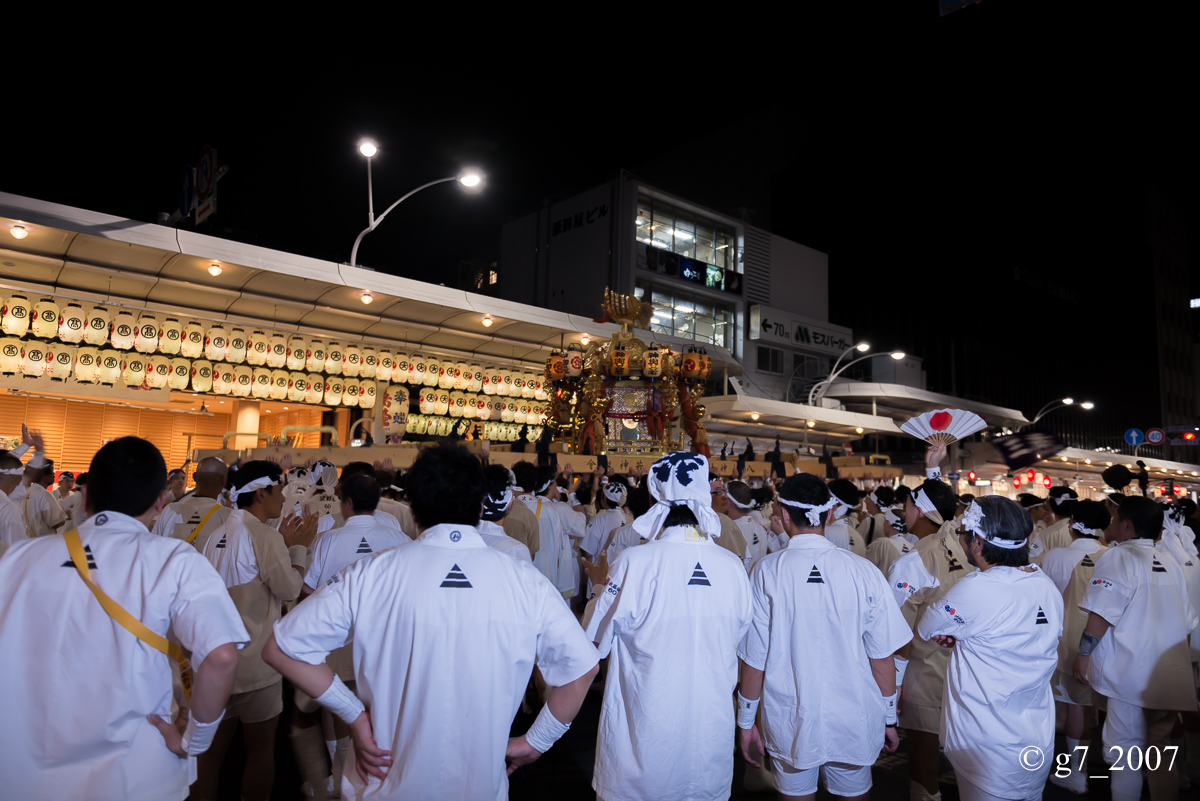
[783,342,869,404]
[348,138,485,268]
[1024,397,1096,428]
[802,349,907,406]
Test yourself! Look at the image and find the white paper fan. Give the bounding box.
[900,408,986,445]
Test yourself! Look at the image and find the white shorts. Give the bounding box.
[770,759,871,798]
[957,775,1040,801]
[1101,697,1176,769]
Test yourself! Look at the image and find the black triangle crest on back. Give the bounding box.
[1152,557,1168,573]
[61,544,97,569]
[440,563,473,588]
[1034,605,1049,625]
[355,537,372,555]
[807,564,824,584]
[215,533,227,549]
[947,548,964,573]
[688,562,711,586]
[1080,555,1095,568]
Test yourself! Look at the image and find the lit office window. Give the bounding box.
[637,194,739,273]
[636,280,732,348]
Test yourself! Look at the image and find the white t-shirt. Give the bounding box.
[1079,537,1198,711]
[581,508,625,557]
[0,488,28,546]
[917,565,1063,798]
[735,514,770,573]
[520,494,579,596]
[273,523,599,801]
[1041,537,1107,675]
[21,483,65,537]
[0,510,249,801]
[304,515,409,591]
[151,495,232,551]
[739,533,912,770]
[585,525,751,801]
[477,520,533,563]
[1028,517,1072,564]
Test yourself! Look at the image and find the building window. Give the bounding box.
[635,194,738,272]
[488,270,498,285]
[634,281,733,348]
[757,345,784,374]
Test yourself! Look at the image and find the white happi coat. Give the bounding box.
[865,532,913,578]
[519,493,579,595]
[151,494,232,551]
[0,511,248,801]
[1041,537,1107,677]
[21,482,64,537]
[739,533,911,770]
[585,524,751,801]
[581,507,626,557]
[1027,517,1072,564]
[825,516,866,558]
[918,565,1063,799]
[304,514,410,591]
[1158,525,1200,662]
[477,519,533,563]
[735,513,770,572]
[273,523,599,801]
[1080,538,1198,711]
[0,488,27,546]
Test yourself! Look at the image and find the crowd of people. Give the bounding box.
[1,428,1198,801]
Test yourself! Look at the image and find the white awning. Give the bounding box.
[822,381,1030,429]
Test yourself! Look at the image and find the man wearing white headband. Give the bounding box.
[856,485,895,547]
[917,495,1062,801]
[513,462,578,600]
[887,446,975,801]
[319,462,405,539]
[0,451,31,547]
[586,451,751,801]
[738,472,912,800]
[477,464,532,563]
[710,478,749,561]
[1027,486,1078,564]
[1074,496,1197,801]
[826,479,867,558]
[19,455,66,538]
[866,507,914,578]
[0,436,248,801]
[197,461,318,801]
[580,477,627,562]
[727,480,770,572]
[264,444,599,800]
[54,470,81,521]
[151,456,231,551]
[373,465,418,539]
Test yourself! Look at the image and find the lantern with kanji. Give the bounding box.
[98,349,122,385]
[286,336,307,371]
[232,365,254,398]
[21,340,49,377]
[46,345,73,381]
[191,359,214,393]
[73,347,100,382]
[226,328,247,364]
[246,330,269,366]
[148,356,171,389]
[180,322,204,359]
[305,339,325,373]
[270,369,289,401]
[134,315,160,354]
[31,298,61,339]
[58,304,87,343]
[204,325,229,362]
[159,318,183,355]
[83,306,110,346]
[2,294,30,336]
[168,357,191,390]
[266,334,288,369]
[110,312,137,351]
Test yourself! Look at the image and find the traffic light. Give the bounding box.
[1184,432,1196,442]
[967,471,977,486]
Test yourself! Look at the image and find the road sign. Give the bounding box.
[1146,428,1166,445]
[1167,425,1199,434]
[1124,428,1144,446]
[1171,439,1197,446]
[195,145,217,223]
[947,472,961,481]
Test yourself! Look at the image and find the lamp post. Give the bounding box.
[348,138,484,268]
[1022,397,1095,429]
[806,349,905,406]
[785,342,868,403]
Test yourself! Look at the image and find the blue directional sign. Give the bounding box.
[1123,428,1144,446]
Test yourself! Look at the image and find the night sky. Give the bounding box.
[4,8,1195,448]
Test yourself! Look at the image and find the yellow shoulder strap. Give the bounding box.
[186,503,221,545]
[535,499,542,519]
[63,528,192,696]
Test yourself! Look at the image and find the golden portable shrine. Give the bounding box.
[541,289,712,458]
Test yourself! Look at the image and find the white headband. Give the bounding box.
[309,461,337,487]
[778,495,838,527]
[831,500,853,521]
[912,487,944,525]
[884,507,907,533]
[727,492,756,511]
[482,486,513,518]
[389,484,402,492]
[1049,493,1077,508]
[0,467,25,476]
[235,476,279,498]
[961,500,1027,549]
[537,478,555,494]
[1070,520,1100,538]
[603,482,627,505]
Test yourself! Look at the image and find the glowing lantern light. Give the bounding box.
[31,298,61,339]
[158,318,183,355]
[58,304,87,343]
[252,367,272,399]
[232,365,254,398]
[204,325,229,362]
[180,322,204,359]
[304,374,324,405]
[246,330,269,366]
[191,359,214,393]
[73,347,100,383]
[110,312,137,350]
[2,294,31,336]
[83,306,110,346]
[167,358,191,390]
[225,327,247,364]
[270,369,289,401]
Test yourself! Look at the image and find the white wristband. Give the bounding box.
[925,467,941,480]
[181,710,225,755]
[883,691,898,726]
[524,703,571,753]
[894,655,908,688]
[315,675,365,725]
[11,443,30,458]
[736,690,760,730]
[288,544,308,570]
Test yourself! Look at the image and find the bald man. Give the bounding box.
[151,457,233,551]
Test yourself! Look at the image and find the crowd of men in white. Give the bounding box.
[1,426,1198,801]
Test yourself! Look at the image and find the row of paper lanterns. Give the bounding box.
[1,296,548,395]
[403,417,543,442]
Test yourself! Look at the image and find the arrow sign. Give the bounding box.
[1124,428,1144,446]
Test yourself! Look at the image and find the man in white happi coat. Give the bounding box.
[1074,496,1199,801]
[580,479,628,561]
[866,508,914,577]
[586,451,751,801]
[1027,486,1077,564]
[514,461,579,599]
[856,485,895,546]
[917,496,1063,801]
[151,456,231,550]
[477,465,533,563]
[264,444,600,801]
[826,479,867,558]
[54,469,82,520]
[710,478,749,562]
[592,483,652,562]
[0,450,30,547]
[737,471,911,801]
[0,436,247,801]
[727,479,771,571]
[18,450,65,537]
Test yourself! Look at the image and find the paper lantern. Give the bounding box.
[286,336,307,371]
[2,295,30,336]
[120,354,147,387]
[180,322,204,359]
[680,346,700,379]
[342,378,361,407]
[511,372,526,398]
[407,352,423,385]
[306,339,325,373]
[269,369,288,400]
[499,369,515,397]
[463,363,481,393]
[147,356,172,389]
[324,377,344,406]
[58,304,86,343]
[610,345,630,377]
[436,358,453,389]
[566,344,584,377]
[99,349,122,385]
[521,372,537,399]
[532,374,547,401]
[304,374,324,405]
[359,380,377,410]
[0,337,22,374]
[31,298,61,339]
[232,365,253,398]
[501,399,516,423]
[462,393,477,420]
[211,364,233,395]
[204,325,229,362]
[515,401,530,425]
[287,372,307,402]
[225,327,246,364]
[448,391,464,418]
[643,348,662,378]
[546,350,565,380]
[191,360,214,393]
[73,347,99,382]
[474,395,490,420]
[699,349,711,380]
[47,345,73,381]
[423,355,440,387]
[418,387,434,415]
[383,385,409,438]
[252,368,272,399]
[325,342,345,375]
[158,318,182,355]
[435,390,450,416]
[482,365,499,395]
[448,360,465,391]
[128,314,157,354]
[266,334,288,369]
[83,306,110,345]
[377,351,395,383]
[246,330,269,366]
[168,357,191,390]
[408,415,426,436]
[343,345,363,378]
[436,418,452,437]
[21,341,48,377]
[361,347,377,379]
[110,312,137,351]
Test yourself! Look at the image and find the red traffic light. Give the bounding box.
[1043,476,1052,488]
[967,471,976,482]
[1184,432,1196,442]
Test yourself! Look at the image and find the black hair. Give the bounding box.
[232,461,284,509]
[168,468,186,480]
[75,472,88,487]
[892,486,909,505]
[779,473,831,528]
[575,481,593,507]
[481,464,513,522]
[1117,496,1164,540]
[961,495,1031,568]
[88,436,167,518]
[727,480,754,510]
[341,461,374,481]
[535,465,557,496]
[341,473,381,514]
[408,444,483,528]
[751,485,776,508]
[1046,486,1079,518]
[663,505,699,528]
[1102,464,1133,491]
[1071,500,1110,537]
[869,486,895,507]
[1177,498,1197,519]
[626,484,652,518]
[512,461,537,493]
[0,451,22,474]
[959,493,976,503]
[827,479,860,508]
[916,479,959,523]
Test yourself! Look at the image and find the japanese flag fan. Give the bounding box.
[900,409,986,445]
